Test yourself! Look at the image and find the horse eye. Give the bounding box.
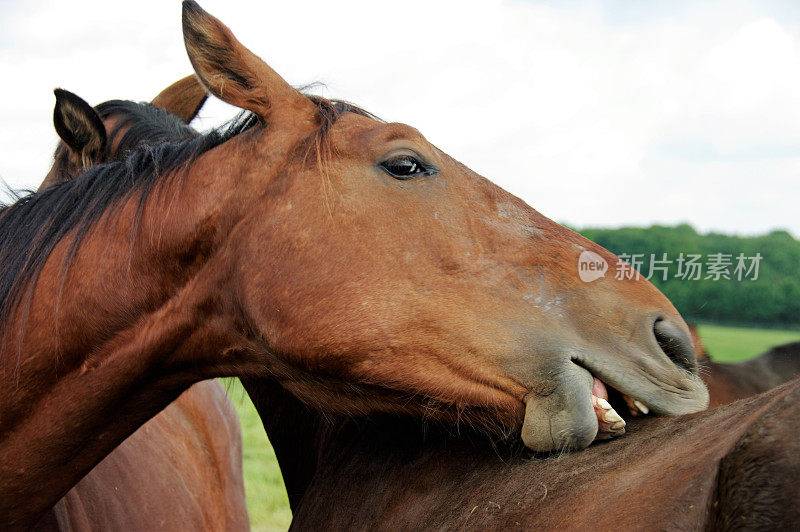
[379,155,435,180]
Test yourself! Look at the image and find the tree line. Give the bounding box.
[577,224,800,328]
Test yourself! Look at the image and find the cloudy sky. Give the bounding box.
[1,0,798,236]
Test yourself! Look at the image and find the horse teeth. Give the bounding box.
[596,397,612,410]
[602,408,623,424]
[596,397,624,423]
[622,394,649,417]
[610,420,626,431]
[633,400,650,414]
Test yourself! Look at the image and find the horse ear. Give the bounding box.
[151,74,208,123]
[181,1,315,122]
[53,88,107,165]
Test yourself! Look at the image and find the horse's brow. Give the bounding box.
[377,123,426,144]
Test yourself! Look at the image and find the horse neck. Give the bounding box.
[243,379,389,510]
[0,148,251,529]
[242,379,326,510]
[243,378,513,511]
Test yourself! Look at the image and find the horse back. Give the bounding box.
[703,341,800,408]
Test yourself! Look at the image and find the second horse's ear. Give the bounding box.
[53,88,107,166]
[151,74,208,123]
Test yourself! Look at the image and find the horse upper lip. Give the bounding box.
[571,352,708,417]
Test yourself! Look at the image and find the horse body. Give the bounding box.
[702,342,800,408]
[34,380,247,531]
[254,329,800,526]
[688,325,800,408]
[287,379,800,530]
[248,339,800,520]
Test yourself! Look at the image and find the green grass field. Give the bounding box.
[221,379,292,531]
[222,323,800,530]
[696,324,800,362]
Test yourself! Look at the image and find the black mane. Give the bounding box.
[98,99,200,157]
[0,95,373,356]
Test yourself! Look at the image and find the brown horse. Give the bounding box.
[40,75,207,190]
[0,2,707,527]
[284,378,800,530]
[30,80,248,530]
[687,324,800,407]
[701,341,800,407]
[36,380,247,531]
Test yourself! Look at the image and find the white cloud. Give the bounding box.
[1,0,798,236]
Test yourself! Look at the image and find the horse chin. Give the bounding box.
[518,379,632,453]
[520,363,598,452]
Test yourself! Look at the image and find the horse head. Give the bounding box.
[179,1,708,451]
[40,75,208,189]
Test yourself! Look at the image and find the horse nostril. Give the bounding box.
[653,318,697,372]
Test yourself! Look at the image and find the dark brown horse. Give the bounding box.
[701,341,800,407]
[284,378,800,530]
[687,326,800,409]
[687,324,800,407]
[30,80,248,530]
[247,331,800,519]
[1,3,707,527]
[245,339,800,529]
